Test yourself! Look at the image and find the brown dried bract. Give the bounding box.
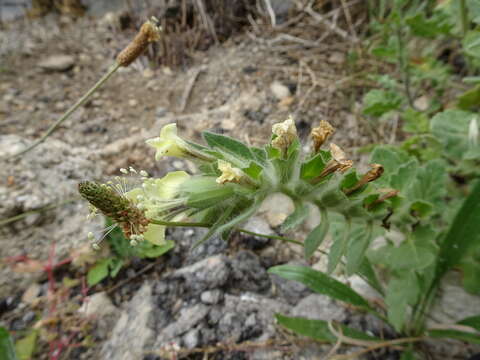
[311,120,335,152]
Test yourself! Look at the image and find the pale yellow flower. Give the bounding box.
[126,171,190,245]
[146,123,188,160]
[216,160,243,184]
[271,116,298,152]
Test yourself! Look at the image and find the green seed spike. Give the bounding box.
[78,181,148,237]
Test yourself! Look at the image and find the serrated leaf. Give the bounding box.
[431,109,477,159]
[281,202,309,232]
[370,228,437,272]
[385,271,420,331]
[463,30,480,59]
[405,13,452,38]
[304,209,329,259]
[203,131,254,167]
[87,258,112,286]
[363,89,402,117]
[401,108,430,134]
[370,145,410,178]
[428,329,480,344]
[15,331,37,360]
[275,314,379,342]
[437,181,480,278]
[268,265,371,309]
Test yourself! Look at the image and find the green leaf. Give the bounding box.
[458,315,480,331]
[401,108,429,134]
[87,258,112,286]
[203,131,254,167]
[275,314,379,342]
[15,331,37,360]
[357,258,384,295]
[304,209,329,259]
[300,150,331,180]
[109,258,124,278]
[251,147,267,164]
[268,265,371,309]
[346,225,373,275]
[327,216,350,274]
[457,85,480,111]
[431,109,477,159]
[463,30,480,59]
[242,161,263,180]
[137,240,174,258]
[0,327,17,360]
[400,349,419,360]
[385,271,420,331]
[193,204,235,248]
[186,186,234,209]
[428,329,480,344]
[437,181,480,278]
[370,145,410,177]
[281,202,309,232]
[405,13,452,38]
[369,240,436,271]
[363,89,402,117]
[459,258,480,294]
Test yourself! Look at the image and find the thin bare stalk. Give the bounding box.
[10,62,121,158]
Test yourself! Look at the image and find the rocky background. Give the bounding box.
[1,1,479,359]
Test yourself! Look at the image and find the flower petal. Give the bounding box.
[143,223,166,245]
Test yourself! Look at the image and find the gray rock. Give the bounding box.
[200,289,223,305]
[38,55,75,72]
[183,328,200,349]
[0,135,104,292]
[156,304,209,346]
[79,291,117,317]
[79,291,118,337]
[292,294,347,322]
[230,250,271,292]
[172,255,230,292]
[429,272,480,325]
[100,283,154,360]
[241,216,273,249]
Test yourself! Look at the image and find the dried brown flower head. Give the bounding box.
[116,18,161,67]
[311,120,335,152]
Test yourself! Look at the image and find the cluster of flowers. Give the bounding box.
[79,117,387,250]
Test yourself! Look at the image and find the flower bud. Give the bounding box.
[271,116,298,153]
